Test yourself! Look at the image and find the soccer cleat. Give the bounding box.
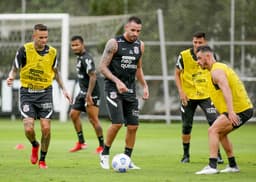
[100,154,110,169]
[195,165,219,175]
[181,156,190,163]
[217,152,224,164]
[30,145,40,164]
[95,146,104,154]
[220,165,240,173]
[129,161,141,170]
[69,142,88,152]
[38,161,48,169]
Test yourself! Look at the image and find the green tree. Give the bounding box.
[88,0,124,15]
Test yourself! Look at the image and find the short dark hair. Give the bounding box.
[196,45,213,53]
[193,32,206,39]
[34,24,48,31]
[71,35,84,43]
[127,16,142,24]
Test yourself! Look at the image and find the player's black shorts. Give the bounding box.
[223,108,253,128]
[71,91,100,112]
[181,98,218,134]
[105,90,139,125]
[19,86,53,119]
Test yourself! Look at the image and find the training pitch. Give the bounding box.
[0,119,255,182]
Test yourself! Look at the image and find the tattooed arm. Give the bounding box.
[99,39,117,81]
[99,38,128,93]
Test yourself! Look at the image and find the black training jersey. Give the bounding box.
[75,51,100,96]
[105,35,142,97]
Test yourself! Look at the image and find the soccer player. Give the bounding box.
[69,35,104,154]
[6,24,72,169]
[99,16,149,170]
[195,45,253,175]
[174,32,223,163]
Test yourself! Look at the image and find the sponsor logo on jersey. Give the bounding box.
[120,56,137,69]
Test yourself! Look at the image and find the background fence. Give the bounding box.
[0,1,255,123]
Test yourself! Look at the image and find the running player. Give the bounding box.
[6,24,72,169]
[69,35,104,154]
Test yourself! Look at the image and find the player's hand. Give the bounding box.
[85,95,93,107]
[142,86,149,100]
[6,76,14,86]
[181,99,189,106]
[228,111,240,126]
[116,80,128,94]
[63,90,72,104]
[179,91,189,106]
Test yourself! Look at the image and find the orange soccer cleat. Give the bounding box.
[38,161,48,169]
[69,142,88,152]
[30,145,40,164]
[95,146,104,154]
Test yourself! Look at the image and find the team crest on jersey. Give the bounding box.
[110,91,117,99]
[134,46,139,54]
[23,104,30,112]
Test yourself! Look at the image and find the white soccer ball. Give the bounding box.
[111,153,131,172]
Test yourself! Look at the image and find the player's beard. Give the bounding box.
[35,43,46,51]
[198,63,205,70]
[74,51,82,56]
[201,63,208,70]
[131,35,138,41]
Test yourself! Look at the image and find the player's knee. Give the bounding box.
[24,127,34,134]
[208,126,218,136]
[88,115,99,124]
[23,118,34,134]
[41,125,50,136]
[127,125,138,132]
[112,123,122,131]
[69,111,78,121]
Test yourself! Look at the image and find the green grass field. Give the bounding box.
[0,119,255,182]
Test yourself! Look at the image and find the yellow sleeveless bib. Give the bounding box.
[209,62,253,113]
[180,49,210,99]
[20,42,57,89]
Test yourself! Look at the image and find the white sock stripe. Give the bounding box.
[106,96,117,107]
